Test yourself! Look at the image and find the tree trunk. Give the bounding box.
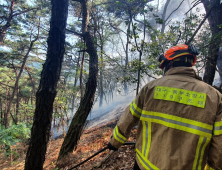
[58,0,98,161]
[132,11,146,95]
[202,0,222,85]
[62,117,66,138]
[15,87,19,124]
[58,32,98,160]
[136,52,142,95]
[4,88,8,128]
[71,55,80,116]
[80,51,85,99]
[24,0,68,169]
[99,51,104,107]
[5,30,39,128]
[26,67,36,94]
[0,97,3,126]
[161,0,171,33]
[124,13,132,95]
[99,26,104,107]
[217,46,222,83]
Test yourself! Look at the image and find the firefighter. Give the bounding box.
[108,44,222,170]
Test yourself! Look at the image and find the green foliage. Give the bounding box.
[0,123,30,156]
[19,103,35,125]
[0,0,217,136]
[106,0,153,18]
[0,0,48,128]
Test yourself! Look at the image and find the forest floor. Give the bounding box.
[0,120,137,170]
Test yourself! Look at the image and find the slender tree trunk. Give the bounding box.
[58,32,98,161]
[4,88,8,128]
[161,0,171,34]
[136,51,142,95]
[133,12,146,95]
[124,13,132,95]
[99,51,104,107]
[31,94,33,105]
[26,67,36,94]
[62,117,66,138]
[0,97,3,126]
[71,55,80,115]
[99,27,104,107]
[202,0,222,85]
[157,0,159,14]
[24,0,68,169]
[154,0,160,29]
[58,0,98,161]
[217,46,222,83]
[5,31,39,128]
[80,51,85,99]
[15,87,19,124]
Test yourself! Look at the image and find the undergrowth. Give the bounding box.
[0,123,30,159]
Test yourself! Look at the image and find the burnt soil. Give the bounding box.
[0,120,137,170]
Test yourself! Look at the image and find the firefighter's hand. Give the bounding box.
[108,142,118,151]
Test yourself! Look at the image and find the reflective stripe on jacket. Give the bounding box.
[109,67,222,170]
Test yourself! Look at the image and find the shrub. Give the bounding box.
[0,122,30,156]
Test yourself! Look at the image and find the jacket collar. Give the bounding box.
[165,67,202,80]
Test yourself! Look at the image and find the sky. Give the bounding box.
[0,46,11,52]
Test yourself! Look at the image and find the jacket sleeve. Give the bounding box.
[207,98,222,170]
[109,88,145,148]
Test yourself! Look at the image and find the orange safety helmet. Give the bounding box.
[158,44,199,69]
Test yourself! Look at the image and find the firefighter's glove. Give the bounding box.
[108,142,118,151]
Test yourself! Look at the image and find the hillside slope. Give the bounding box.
[0,121,137,170]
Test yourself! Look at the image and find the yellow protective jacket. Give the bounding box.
[109,67,222,170]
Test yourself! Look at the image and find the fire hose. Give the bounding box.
[67,142,135,170]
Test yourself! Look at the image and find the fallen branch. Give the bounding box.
[67,142,135,170]
[94,150,115,168]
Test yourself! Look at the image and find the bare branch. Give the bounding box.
[165,0,185,22]
[32,18,41,42]
[185,1,201,15]
[165,18,172,27]
[118,32,126,52]
[186,4,214,45]
[143,70,157,79]
[66,29,83,37]
[184,21,188,43]
[0,15,8,20]
[133,17,154,30]
[78,49,87,52]
[108,18,127,35]
[12,7,39,17]
[0,82,14,88]
[131,20,141,53]
[24,66,36,94]
[174,30,182,46]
